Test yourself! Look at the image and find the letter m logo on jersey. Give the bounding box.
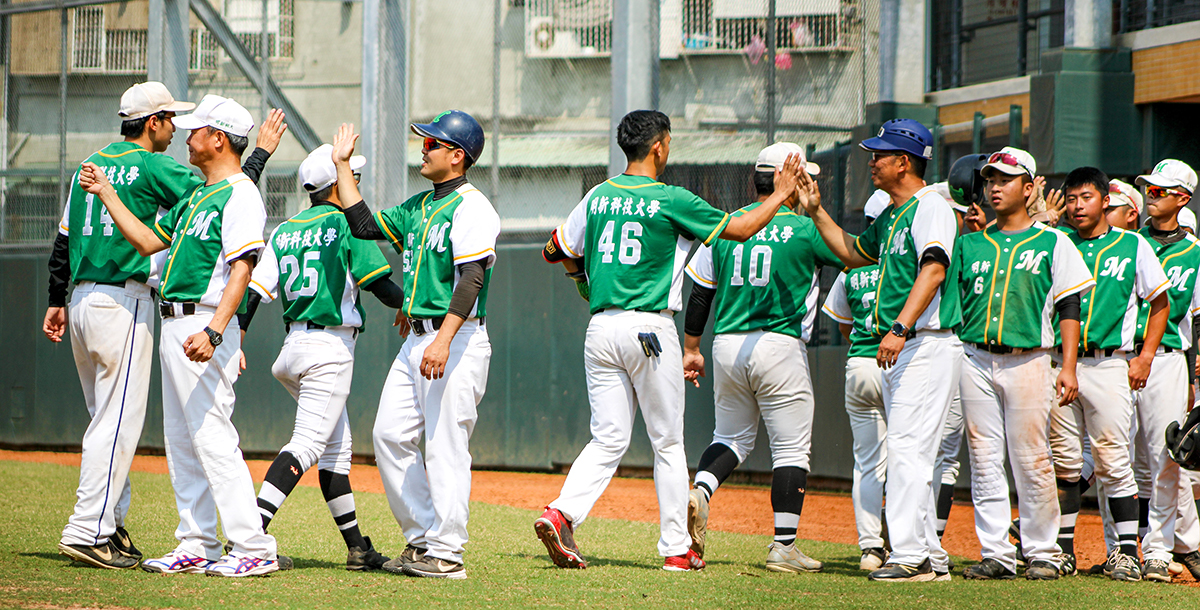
[1169,266,1196,291]
[427,221,450,253]
[1014,250,1048,274]
[1099,256,1131,281]
[186,210,219,240]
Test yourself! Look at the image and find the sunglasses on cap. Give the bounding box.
[987,151,1025,169]
[1146,185,1186,199]
[422,137,458,153]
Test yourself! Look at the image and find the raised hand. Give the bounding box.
[332,123,359,166]
[255,109,288,154]
[795,166,822,215]
[773,153,802,200]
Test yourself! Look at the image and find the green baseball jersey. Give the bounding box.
[685,203,841,341]
[374,183,500,319]
[950,223,1094,349]
[557,174,731,315]
[1133,229,1200,350]
[852,185,961,334]
[152,173,267,306]
[58,141,203,284]
[1062,227,1170,350]
[822,265,883,358]
[249,204,392,330]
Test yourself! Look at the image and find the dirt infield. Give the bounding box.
[6,448,1184,582]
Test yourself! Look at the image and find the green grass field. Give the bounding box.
[1,460,1197,609]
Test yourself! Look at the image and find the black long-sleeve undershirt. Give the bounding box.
[684,285,716,337]
[447,260,486,320]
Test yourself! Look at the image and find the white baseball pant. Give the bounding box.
[60,281,153,548]
[160,310,276,561]
[549,309,690,557]
[271,324,357,476]
[374,319,490,565]
[960,346,1061,570]
[936,392,963,488]
[709,331,813,470]
[881,330,962,570]
[1049,353,1138,497]
[844,356,886,550]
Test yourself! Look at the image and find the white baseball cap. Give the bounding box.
[1180,206,1197,232]
[171,94,254,138]
[932,181,968,214]
[1107,179,1143,214]
[1137,159,1198,195]
[981,146,1036,180]
[299,144,366,193]
[864,189,890,220]
[118,82,195,120]
[756,142,820,176]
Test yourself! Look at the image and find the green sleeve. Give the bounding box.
[375,205,408,255]
[144,153,203,209]
[809,221,843,269]
[348,234,392,287]
[664,187,730,246]
[947,235,964,298]
[153,200,185,243]
[854,217,882,263]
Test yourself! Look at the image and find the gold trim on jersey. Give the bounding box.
[96,147,144,158]
[1081,231,1127,346]
[356,264,391,286]
[686,264,716,288]
[160,181,234,291]
[287,210,342,224]
[407,192,464,317]
[555,224,580,258]
[702,214,731,246]
[453,248,494,262]
[225,240,265,262]
[250,279,274,299]
[870,197,921,333]
[1055,279,1094,300]
[376,210,404,249]
[604,179,665,189]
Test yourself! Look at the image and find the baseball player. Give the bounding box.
[1049,166,1170,582]
[240,144,404,571]
[79,94,279,577]
[680,142,837,574]
[1126,160,1200,582]
[799,119,962,582]
[1106,179,1141,231]
[950,148,1092,581]
[45,82,282,570]
[334,112,499,580]
[535,110,804,572]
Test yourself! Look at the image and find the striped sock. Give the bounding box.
[1056,478,1081,555]
[935,483,954,539]
[319,469,366,550]
[257,452,304,531]
[693,443,740,501]
[771,467,807,547]
[1138,497,1150,541]
[1109,495,1140,557]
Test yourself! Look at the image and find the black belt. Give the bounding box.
[96,281,125,288]
[971,342,1015,355]
[159,301,196,318]
[1058,345,1120,358]
[411,316,485,336]
[1134,343,1175,354]
[293,320,358,337]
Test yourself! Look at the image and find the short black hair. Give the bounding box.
[903,152,927,180]
[206,126,249,156]
[753,170,774,196]
[308,184,334,204]
[617,110,671,162]
[119,110,168,138]
[1063,166,1109,198]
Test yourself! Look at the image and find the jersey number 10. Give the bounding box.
[730,244,772,287]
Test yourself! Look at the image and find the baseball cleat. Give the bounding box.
[1108,551,1141,582]
[382,545,426,575]
[933,569,951,581]
[663,549,705,571]
[1144,559,1172,582]
[204,553,279,577]
[141,550,214,574]
[58,540,140,570]
[765,542,822,573]
[111,527,142,560]
[401,556,467,579]
[1025,559,1059,580]
[860,547,887,571]
[868,559,935,582]
[1172,551,1200,580]
[962,558,1016,580]
[1054,552,1077,576]
[687,488,709,559]
[346,537,389,571]
[534,507,587,569]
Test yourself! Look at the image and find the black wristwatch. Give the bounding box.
[204,326,223,347]
[889,321,909,338]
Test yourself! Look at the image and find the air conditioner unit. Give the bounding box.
[526,15,587,58]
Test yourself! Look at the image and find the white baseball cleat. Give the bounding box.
[204,553,279,577]
[141,550,214,574]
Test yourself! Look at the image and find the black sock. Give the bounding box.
[319,469,367,550]
[1056,478,1081,556]
[771,467,807,547]
[1078,477,1091,496]
[257,452,304,531]
[693,443,740,501]
[1138,496,1150,541]
[936,483,954,539]
[1109,495,1140,557]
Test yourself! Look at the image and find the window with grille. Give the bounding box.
[190,28,219,72]
[681,0,848,53]
[224,0,295,60]
[71,6,105,71]
[525,0,612,57]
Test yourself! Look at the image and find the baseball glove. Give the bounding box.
[1166,407,1200,470]
[566,264,590,302]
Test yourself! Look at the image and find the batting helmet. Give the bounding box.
[1167,408,1200,471]
[947,154,989,208]
[859,118,934,160]
[411,110,485,163]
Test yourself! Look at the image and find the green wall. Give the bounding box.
[0,242,863,479]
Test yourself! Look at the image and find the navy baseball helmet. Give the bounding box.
[947,154,989,207]
[411,110,485,163]
[860,118,934,160]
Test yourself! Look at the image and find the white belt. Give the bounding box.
[287,320,359,339]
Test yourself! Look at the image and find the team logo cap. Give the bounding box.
[118,82,195,120]
[171,95,254,138]
[299,144,366,193]
[756,142,820,176]
[1107,179,1143,214]
[981,147,1036,180]
[1136,159,1197,195]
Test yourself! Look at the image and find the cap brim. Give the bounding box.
[754,161,821,176]
[171,114,208,131]
[981,163,1027,178]
[350,155,367,172]
[1136,174,1192,193]
[303,178,336,193]
[859,137,905,153]
[164,100,196,113]
[411,122,452,142]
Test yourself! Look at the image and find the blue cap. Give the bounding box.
[411,110,485,163]
[859,118,933,160]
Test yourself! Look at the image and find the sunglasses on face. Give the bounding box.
[422,137,458,153]
[1146,185,1184,199]
[871,152,900,162]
